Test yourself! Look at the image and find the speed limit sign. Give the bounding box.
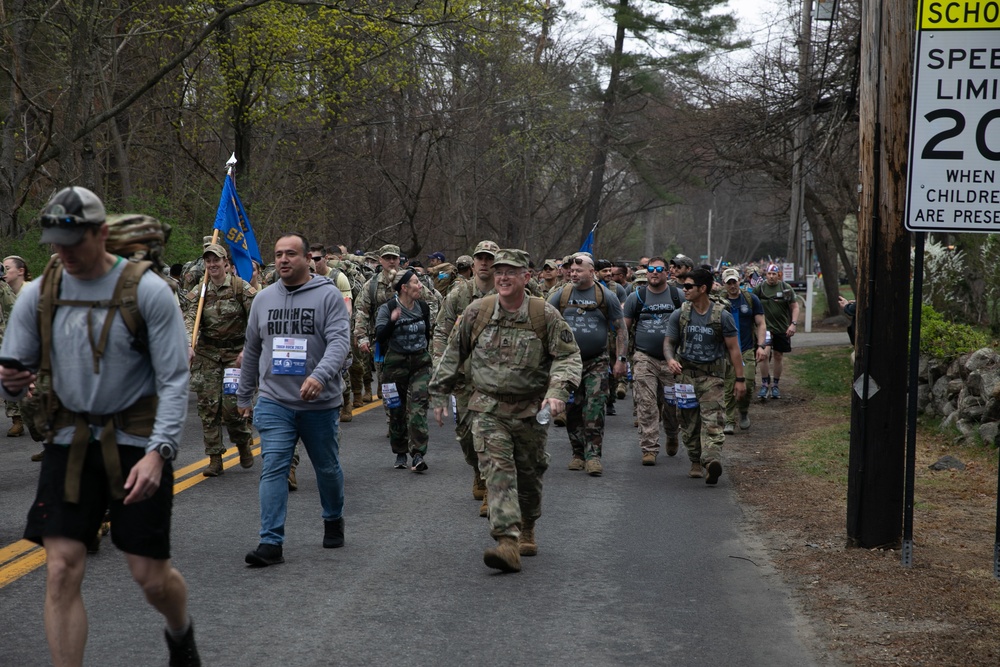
[905,1,1000,231]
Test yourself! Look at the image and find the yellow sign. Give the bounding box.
[920,1,1000,28]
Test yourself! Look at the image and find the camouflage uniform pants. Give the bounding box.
[5,399,19,418]
[677,370,725,466]
[724,348,757,424]
[472,411,550,540]
[632,350,678,454]
[349,339,366,397]
[380,350,431,456]
[453,390,479,469]
[191,351,253,456]
[567,355,609,460]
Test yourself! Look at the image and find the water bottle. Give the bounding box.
[536,404,552,425]
[765,330,772,346]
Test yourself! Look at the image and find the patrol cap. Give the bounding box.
[541,259,559,270]
[455,255,474,268]
[379,244,400,257]
[722,268,741,283]
[473,240,500,257]
[670,254,694,268]
[427,251,445,262]
[203,236,215,247]
[203,243,228,259]
[634,269,648,283]
[39,187,106,245]
[492,249,530,269]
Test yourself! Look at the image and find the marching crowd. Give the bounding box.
[0,186,802,667]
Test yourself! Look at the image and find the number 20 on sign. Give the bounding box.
[905,1,1000,231]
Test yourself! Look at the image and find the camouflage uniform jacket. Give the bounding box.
[432,279,495,362]
[180,257,206,292]
[0,281,17,343]
[184,274,256,363]
[353,271,396,347]
[429,296,582,419]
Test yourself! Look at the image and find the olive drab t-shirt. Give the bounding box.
[754,281,796,334]
[548,284,623,360]
[623,286,681,359]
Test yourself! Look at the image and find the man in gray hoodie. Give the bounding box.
[238,232,351,566]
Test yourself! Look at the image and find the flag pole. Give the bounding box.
[190,153,236,352]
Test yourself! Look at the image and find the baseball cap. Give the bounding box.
[455,255,473,268]
[492,249,530,269]
[669,254,694,269]
[541,259,559,270]
[722,268,741,283]
[473,240,500,257]
[39,187,106,245]
[427,251,445,262]
[379,244,401,257]
[203,243,228,259]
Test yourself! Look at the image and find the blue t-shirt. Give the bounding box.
[727,291,764,352]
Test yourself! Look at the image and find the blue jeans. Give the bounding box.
[253,397,345,546]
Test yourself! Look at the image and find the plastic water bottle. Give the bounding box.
[536,404,552,425]
[765,330,772,346]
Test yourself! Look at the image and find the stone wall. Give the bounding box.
[918,348,1000,445]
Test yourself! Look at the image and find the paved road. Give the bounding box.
[0,391,826,666]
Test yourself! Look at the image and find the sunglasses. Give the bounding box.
[647,266,666,273]
[681,283,699,290]
[311,256,323,262]
[571,257,592,266]
[41,214,89,227]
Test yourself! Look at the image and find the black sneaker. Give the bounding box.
[411,454,428,472]
[165,621,201,667]
[245,543,284,567]
[394,453,408,469]
[323,517,345,549]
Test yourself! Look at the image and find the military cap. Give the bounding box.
[722,268,741,283]
[492,249,530,269]
[203,243,228,259]
[473,240,500,257]
[455,255,474,268]
[379,244,400,257]
[541,259,559,270]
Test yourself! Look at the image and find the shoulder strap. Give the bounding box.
[558,285,571,312]
[471,295,498,342]
[637,286,647,310]
[526,296,547,343]
[419,300,431,340]
[38,257,64,375]
[670,285,681,309]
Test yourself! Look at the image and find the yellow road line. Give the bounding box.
[0,399,379,588]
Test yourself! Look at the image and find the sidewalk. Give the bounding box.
[795,330,851,348]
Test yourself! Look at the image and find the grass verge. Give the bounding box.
[786,348,853,480]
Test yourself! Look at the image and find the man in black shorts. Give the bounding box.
[0,187,199,666]
[753,264,800,399]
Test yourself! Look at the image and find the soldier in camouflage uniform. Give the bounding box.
[354,245,403,360]
[0,274,21,437]
[548,253,627,476]
[431,249,581,573]
[432,240,499,514]
[664,268,746,485]
[185,244,257,477]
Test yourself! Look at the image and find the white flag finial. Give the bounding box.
[226,153,237,168]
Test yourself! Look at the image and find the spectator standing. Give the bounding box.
[753,264,800,399]
[720,268,767,433]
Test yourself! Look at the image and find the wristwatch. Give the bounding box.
[154,442,178,461]
[617,355,628,362]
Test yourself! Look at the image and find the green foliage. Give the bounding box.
[793,347,853,397]
[920,303,992,360]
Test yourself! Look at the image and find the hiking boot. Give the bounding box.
[165,620,201,667]
[705,460,723,485]
[394,453,408,469]
[362,388,373,403]
[616,385,627,399]
[586,458,603,476]
[739,412,751,430]
[340,405,353,422]
[411,453,428,473]
[472,469,486,500]
[758,384,769,400]
[666,435,679,457]
[606,403,617,416]
[287,465,298,491]
[633,419,639,428]
[352,397,364,408]
[236,442,254,469]
[245,543,284,567]
[323,517,345,548]
[567,456,585,471]
[553,410,567,427]
[202,454,224,477]
[723,422,735,435]
[7,416,24,437]
[771,385,781,399]
[519,523,538,557]
[31,449,45,462]
[479,491,489,518]
[483,536,521,573]
[688,462,704,478]
[641,452,657,466]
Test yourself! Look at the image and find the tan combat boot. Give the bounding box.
[688,461,704,478]
[472,469,486,501]
[518,522,537,557]
[236,441,254,468]
[340,405,353,422]
[202,454,225,477]
[287,464,298,491]
[7,416,24,437]
[483,536,521,572]
[362,387,373,403]
[479,489,489,517]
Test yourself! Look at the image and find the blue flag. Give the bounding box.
[213,174,262,282]
[579,229,595,255]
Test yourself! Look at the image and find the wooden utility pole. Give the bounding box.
[847,0,914,548]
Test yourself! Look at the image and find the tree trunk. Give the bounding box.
[847,0,913,549]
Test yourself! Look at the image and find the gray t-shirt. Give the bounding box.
[376,299,428,354]
[548,284,623,360]
[666,304,737,364]
[623,286,681,359]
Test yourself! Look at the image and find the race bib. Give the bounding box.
[451,394,458,424]
[662,384,675,406]
[382,382,401,409]
[674,383,699,409]
[223,368,240,395]
[272,338,307,376]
